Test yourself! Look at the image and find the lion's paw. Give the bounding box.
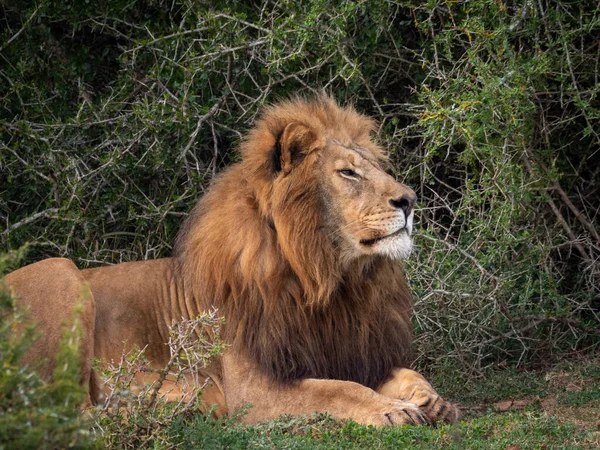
[414,393,460,424]
[366,400,431,426]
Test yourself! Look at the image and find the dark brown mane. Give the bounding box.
[175,96,413,389]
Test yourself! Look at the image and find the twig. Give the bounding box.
[2,209,59,236]
[521,143,593,260]
[550,179,600,244]
[210,119,219,178]
[0,3,44,52]
[337,45,385,119]
[513,314,600,338]
[178,97,226,161]
[212,13,271,34]
[126,27,208,53]
[546,196,590,260]
[478,316,546,347]
[420,233,500,283]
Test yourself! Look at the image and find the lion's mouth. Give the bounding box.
[360,228,408,246]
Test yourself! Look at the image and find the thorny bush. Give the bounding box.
[1,0,599,378]
[92,310,226,448]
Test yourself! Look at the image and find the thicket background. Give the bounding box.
[1,0,599,378]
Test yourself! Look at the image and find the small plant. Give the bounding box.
[0,251,91,450]
[92,310,226,448]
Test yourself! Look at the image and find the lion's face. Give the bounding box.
[318,138,416,261]
[245,98,417,267]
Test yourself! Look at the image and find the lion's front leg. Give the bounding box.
[222,353,429,427]
[377,368,459,424]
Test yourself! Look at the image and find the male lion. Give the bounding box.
[4,96,458,426]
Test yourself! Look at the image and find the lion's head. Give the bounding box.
[297,129,416,262]
[176,96,414,389]
[242,96,416,264]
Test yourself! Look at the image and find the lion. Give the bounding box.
[4,96,459,426]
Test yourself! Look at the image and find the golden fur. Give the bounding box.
[175,96,413,390]
[4,96,459,426]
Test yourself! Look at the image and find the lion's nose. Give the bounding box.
[389,193,417,217]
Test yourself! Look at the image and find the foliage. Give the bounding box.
[407,0,600,373]
[144,407,592,449]
[1,0,598,379]
[0,251,91,450]
[91,310,226,448]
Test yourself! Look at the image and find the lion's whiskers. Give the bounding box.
[326,218,366,240]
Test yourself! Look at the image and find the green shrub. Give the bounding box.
[1,0,598,377]
[406,0,600,372]
[0,250,91,450]
[91,312,226,449]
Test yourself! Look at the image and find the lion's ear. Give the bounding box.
[276,122,317,174]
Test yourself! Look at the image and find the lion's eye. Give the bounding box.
[339,169,360,179]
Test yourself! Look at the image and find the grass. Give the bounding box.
[99,358,600,449]
[165,413,589,449]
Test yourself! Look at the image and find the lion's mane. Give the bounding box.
[175,96,413,390]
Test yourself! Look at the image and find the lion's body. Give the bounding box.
[4,259,96,386]
[6,257,227,412]
[83,258,185,371]
[4,96,458,426]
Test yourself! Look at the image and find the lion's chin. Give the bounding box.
[375,232,413,260]
[360,229,413,260]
